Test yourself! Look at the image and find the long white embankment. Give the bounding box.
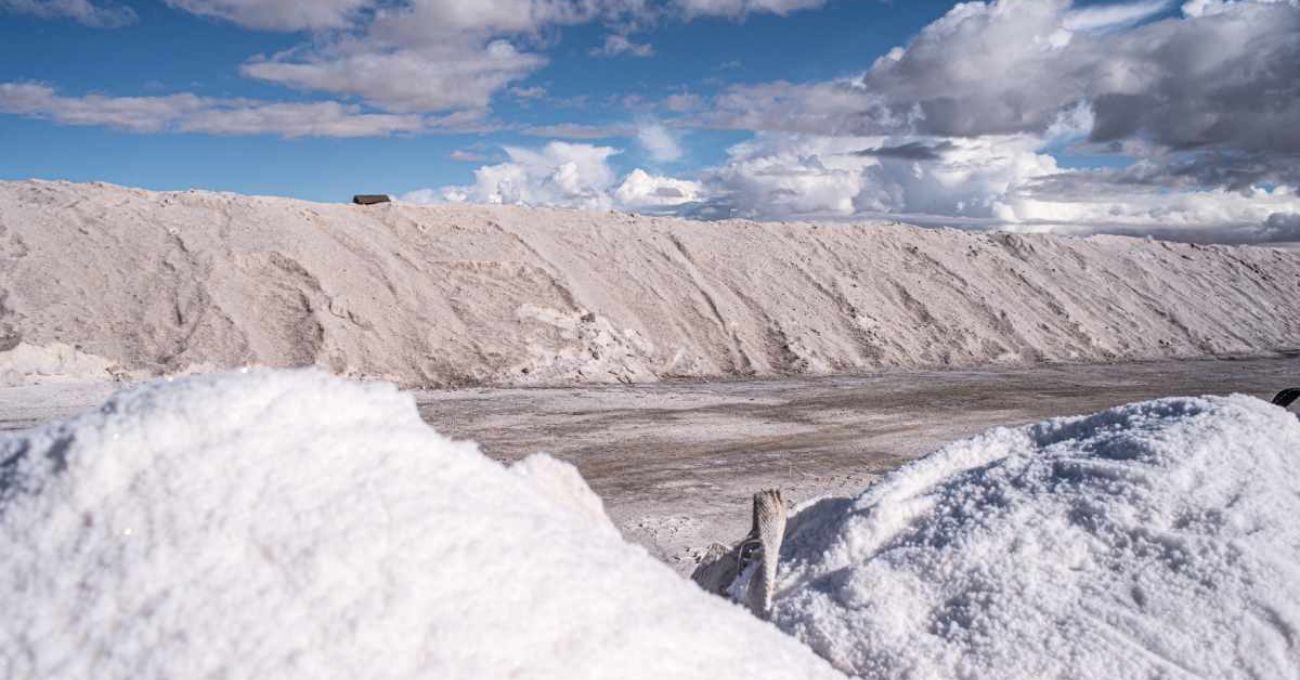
[1,179,1298,387]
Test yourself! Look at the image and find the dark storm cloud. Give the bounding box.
[851,141,957,160]
[1262,212,1300,241]
[1025,151,1300,195]
[711,0,1300,156]
[1086,4,1300,153]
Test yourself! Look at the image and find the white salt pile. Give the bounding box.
[772,394,1300,678]
[6,369,1298,679]
[0,371,844,680]
[5,179,1300,388]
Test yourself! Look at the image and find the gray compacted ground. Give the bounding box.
[3,355,1296,572]
[414,355,1300,570]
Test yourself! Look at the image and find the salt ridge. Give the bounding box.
[1,180,1298,387]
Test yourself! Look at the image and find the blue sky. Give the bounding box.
[0,0,1297,242]
[0,1,947,198]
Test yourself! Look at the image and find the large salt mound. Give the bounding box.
[773,394,1300,678]
[3,179,1300,387]
[0,371,844,680]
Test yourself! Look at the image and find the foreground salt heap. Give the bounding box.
[773,394,1300,678]
[0,371,843,680]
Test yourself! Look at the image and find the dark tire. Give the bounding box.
[1272,388,1300,409]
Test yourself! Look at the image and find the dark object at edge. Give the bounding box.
[1272,388,1300,409]
[352,194,391,205]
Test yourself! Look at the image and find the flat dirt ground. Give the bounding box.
[3,356,1297,572]
[415,355,1300,570]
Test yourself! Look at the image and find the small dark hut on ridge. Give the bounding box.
[352,194,391,206]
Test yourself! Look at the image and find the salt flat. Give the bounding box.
[6,355,1295,570]
[4,178,1298,570]
[416,355,1300,568]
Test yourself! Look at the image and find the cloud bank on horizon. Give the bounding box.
[1,0,1298,243]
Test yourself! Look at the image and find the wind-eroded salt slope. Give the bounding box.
[0,371,844,680]
[2,180,1299,386]
[773,395,1300,679]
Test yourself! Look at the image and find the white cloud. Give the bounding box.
[1180,0,1299,18]
[0,0,135,27]
[704,79,882,137]
[663,93,702,112]
[421,133,1054,221]
[0,83,205,133]
[636,121,683,162]
[450,149,488,162]
[509,85,547,99]
[243,41,544,114]
[430,141,622,210]
[701,136,868,218]
[230,1,651,116]
[692,132,1300,242]
[706,0,1300,154]
[163,0,370,31]
[405,132,1300,243]
[0,83,427,137]
[177,101,426,137]
[11,0,1293,245]
[994,179,1300,242]
[872,136,1061,220]
[369,0,608,39]
[685,133,1056,221]
[165,0,624,33]
[689,131,1300,242]
[660,0,1300,241]
[614,169,704,209]
[590,34,655,58]
[1062,0,1171,31]
[223,2,590,116]
[675,0,827,19]
[399,187,443,203]
[170,0,838,119]
[413,141,702,213]
[519,122,634,139]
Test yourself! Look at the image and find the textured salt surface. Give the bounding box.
[3,356,1297,577]
[0,371,844,680]
[2,179,1299,387]
[772,394,1300,679]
